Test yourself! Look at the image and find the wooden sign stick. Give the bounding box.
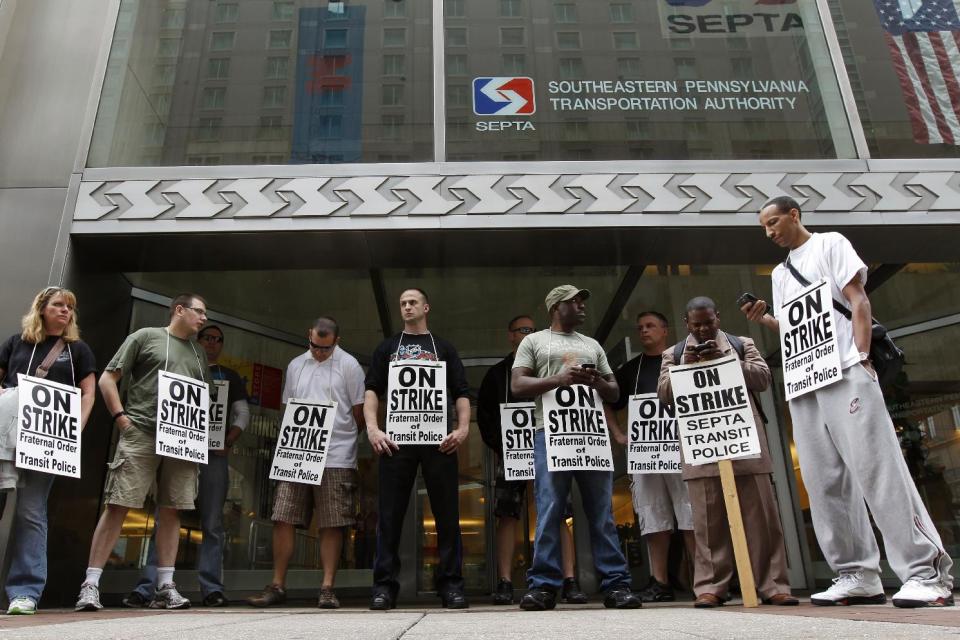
[717,459,758,608]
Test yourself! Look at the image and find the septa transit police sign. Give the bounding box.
[16,375,82,478]
[269,399,335,485]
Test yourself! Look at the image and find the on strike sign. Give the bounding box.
[269,399,336,485]
[500,402,536,481]
[668,355,760,466]
[627,393,680,474]
[208,380,229,450]
[541,384,612,471]
[386,361,447,444]
[156,370,209,464]
[16,375,81,478]
[779,279,842,400]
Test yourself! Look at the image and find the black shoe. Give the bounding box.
[638,577,675,603]
[122,591,149,608]
[561,577,588,604]
[203,591,229,607]
[370,592,394,610]
[440,590,469,609]
[493,578,514,605]
[520,588,557,611]
[604,586,642,609]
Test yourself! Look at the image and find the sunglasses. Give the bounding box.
[198,334,223,343]
[510,326,535,334]
[309,340,336,352]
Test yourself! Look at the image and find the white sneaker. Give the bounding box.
[811,571,886,606]
[892,579,955,608]
[7,596,36,615]
[149,583,191,610]
[75,583,103,611]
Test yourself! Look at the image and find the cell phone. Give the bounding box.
[693,342,712,352]
[737,292,774,316]
[580,363,596,369]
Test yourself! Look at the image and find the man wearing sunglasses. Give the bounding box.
[477,315,586,606]
[123,325,250,608]
[248,317,365,609]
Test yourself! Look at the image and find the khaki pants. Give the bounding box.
[103,426,198,510]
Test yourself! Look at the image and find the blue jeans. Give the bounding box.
[134,454,229,598]
[527,430,631,592]
[4,469,56,602]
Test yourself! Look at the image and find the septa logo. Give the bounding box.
[472,77,536,116]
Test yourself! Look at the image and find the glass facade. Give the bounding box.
[87,0,870,166]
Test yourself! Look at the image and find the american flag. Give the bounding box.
[875,0,960,144]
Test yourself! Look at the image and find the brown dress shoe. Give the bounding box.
[694,593,724,608]
[763,593,800,606]
[247,584,286,608]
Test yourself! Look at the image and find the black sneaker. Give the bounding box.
[440,590,469,609]
[370,592,394,611]
[638,577,675,603]
[203,591,229,607]
[561,578,588,604]
[603,586,642,609]
[122,591,149,608]
[493,578,514,605]
[520,587,557,611]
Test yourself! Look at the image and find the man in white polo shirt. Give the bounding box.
[247,316,365,609]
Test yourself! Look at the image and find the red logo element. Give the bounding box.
[306,54,352,94]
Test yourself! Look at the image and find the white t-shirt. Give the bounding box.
[282,347,365,469]
[771,232,868,370]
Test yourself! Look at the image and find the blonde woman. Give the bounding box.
[0,287,96,615]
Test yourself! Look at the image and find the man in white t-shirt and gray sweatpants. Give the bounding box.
[742,196,954,608]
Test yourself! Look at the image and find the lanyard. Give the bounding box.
[632,354,644,396]
[395,331,439,362]
[164,329,205,379]
[26,341,75,387]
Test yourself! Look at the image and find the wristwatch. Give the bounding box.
[858,351,870,363]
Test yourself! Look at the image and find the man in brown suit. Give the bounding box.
[657,296,797,608]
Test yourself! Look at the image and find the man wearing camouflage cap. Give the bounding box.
[511,285,641,611]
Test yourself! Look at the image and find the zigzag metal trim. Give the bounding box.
[73,172,960,222]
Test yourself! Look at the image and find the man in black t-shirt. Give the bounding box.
[364,288,471,610]
[607,311,694,602]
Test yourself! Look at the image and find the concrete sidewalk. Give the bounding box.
[1,601,958,640]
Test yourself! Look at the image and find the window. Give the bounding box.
[447,84,469,107]
[500,27,525,47]
[563,120,589,140]
[311,115,342,138]
[625,119,650,140]
[447,118,469,141]
[265,56,288,79]
[554,3,577,23]
[445,0,465,18]
[384,54,406,76]
[325,29,347,48]
[382,84,404,106]
[384,0,406,18]
[215,3,238,24]
[670,37,692,50]
[317,87,344,106]
[201,87,226,109]
[674,57,697,80]
[609,3,632,23]
[155,65,176,85]
[612,32,637,50]
[558,57,584,80]
[207,58,230,79]
[268,29,292,49]
[262,86,286,108]
[383,28,406,47]
[149,93,171,114]
[272,2,294,21]
[258,115,284,140]
[252,154,286,164]
[143,122,166,146]
[500,0,522,17]
[556,32,580,49]
[446,27,467,47]
[446,54,466,76]
[196,117,222,141]
[617,57,641,76]
[210,32,235,51]
[161,8,185,29]
[382,114,405,140]
[731,57,753,78]
[157,38,180,57]
[502,53,525,75]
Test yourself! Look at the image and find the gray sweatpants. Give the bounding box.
[790,363,953,587]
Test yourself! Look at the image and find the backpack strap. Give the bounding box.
[672,341,685,367]
[784,257,853,321]
[34,339,66,380]
[723,332,768,425]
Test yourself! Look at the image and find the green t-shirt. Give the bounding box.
[512,329,612,429]
[106,327,211,434]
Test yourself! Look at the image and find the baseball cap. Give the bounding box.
[545,285,590,312]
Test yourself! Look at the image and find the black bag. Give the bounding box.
[783,258,904,387]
